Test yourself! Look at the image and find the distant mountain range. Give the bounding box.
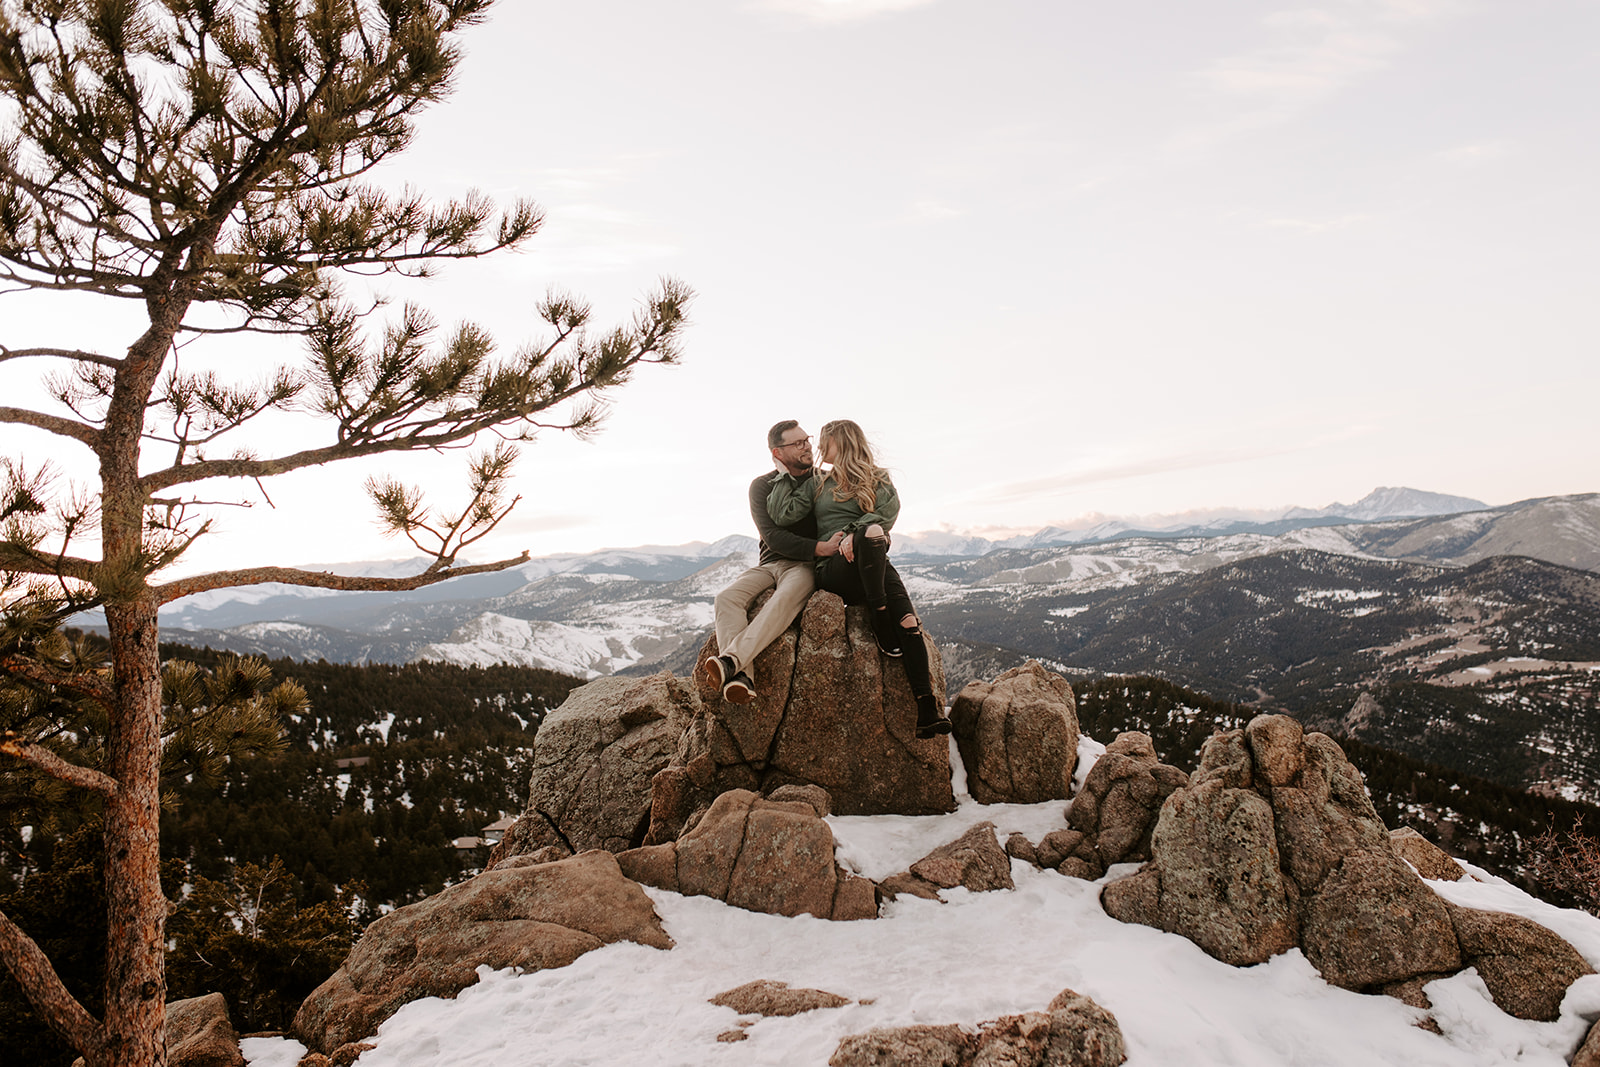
[146,490,1599,657]
[895,486,1495,554]
[129,489,1600,802]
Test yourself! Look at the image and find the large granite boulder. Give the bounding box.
[1100,715,1596,1016]
[1054,731,1188,879]
[949,661,1080,804]
[293,851,672,1052]
[830,1025,974,1066]
[1297,847,1460,990]
[489,673,696,864]
[618,788,877,921]
[1102,715,1461,987]
[1103,770,1300,966]
[647,590,953,843]
[828,988,1125,1067]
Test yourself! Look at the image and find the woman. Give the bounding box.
[767,420,952,739]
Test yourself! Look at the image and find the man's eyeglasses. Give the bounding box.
[779,437,811,449]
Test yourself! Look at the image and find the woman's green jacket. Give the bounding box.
[767,470,900,539]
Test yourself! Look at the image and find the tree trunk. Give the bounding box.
[97,597,166,1067]
[90,314,180,1066]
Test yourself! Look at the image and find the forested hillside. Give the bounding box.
[1,649,583,1066]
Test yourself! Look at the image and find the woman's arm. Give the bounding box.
[766,471,818,525]
[847,477,901,534]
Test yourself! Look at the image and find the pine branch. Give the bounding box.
[0,907,102,1056]
[0,346,120,368]
[0,544,99,582]
[154,552,532,604]
[0,653,113,706]
[138,392,614,491]
[0,407,100,447]
[0,731,118,797]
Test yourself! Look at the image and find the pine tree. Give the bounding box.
[0,3,689,1064]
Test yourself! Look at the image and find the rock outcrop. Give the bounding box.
[617,788,877,921]
[647,591,953,843]
[489,590,956,868]
[828,988,1126,1067]
[1102,716,1448,984]
[489,673,696,863]
[293,851,672,1052]
[1100,714,1595,1016]
[949,661,1080,804]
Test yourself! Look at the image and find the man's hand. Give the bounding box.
[815,531,846,558]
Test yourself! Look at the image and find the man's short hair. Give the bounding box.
[767,419,800,450]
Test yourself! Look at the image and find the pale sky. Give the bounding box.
[3,0,1597,577]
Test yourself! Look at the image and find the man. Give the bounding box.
[701,420,843,703]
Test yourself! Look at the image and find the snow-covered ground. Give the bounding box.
[240,743,1600,1067]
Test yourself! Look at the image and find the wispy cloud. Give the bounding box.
[895,197,965,225]
[965,421,1376,507]
[1435,141,1512,166]
[1258,212,1372,233]
[967,444,1306,506]
[1178,0,1465,148]
[754,0,938,25]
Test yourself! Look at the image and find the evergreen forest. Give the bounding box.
[2,645,582,1066]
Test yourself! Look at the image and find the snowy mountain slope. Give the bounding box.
[1348,494,1600,572]
[409,557,743,676]
[1294,486,1492,523]
[910,526,1367,603]
[155,539,759,631]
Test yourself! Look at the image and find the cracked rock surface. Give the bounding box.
[489,673,696,864]
[648,590,954,843]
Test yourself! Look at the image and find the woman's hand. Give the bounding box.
[815,532,846,558]
[840,534,855,563]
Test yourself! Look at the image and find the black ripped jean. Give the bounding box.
[816,532,933,700]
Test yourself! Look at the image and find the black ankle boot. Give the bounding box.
[916,694,952,739]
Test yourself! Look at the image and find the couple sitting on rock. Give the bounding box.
[700,419,954,740]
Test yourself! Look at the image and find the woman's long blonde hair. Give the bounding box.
[818,420,885,513]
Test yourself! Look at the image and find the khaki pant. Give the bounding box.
[713,559,814,683]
